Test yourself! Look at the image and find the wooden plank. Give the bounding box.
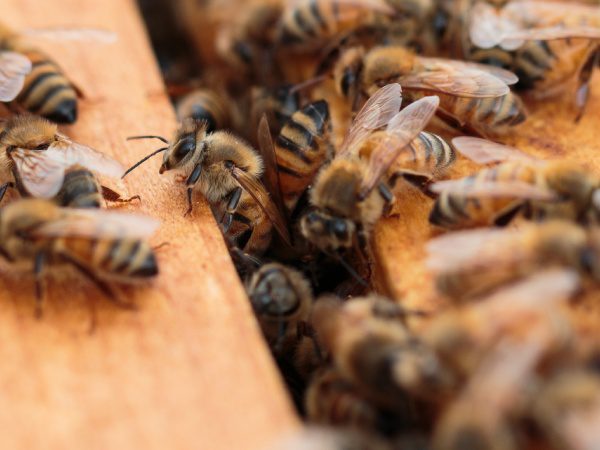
[0,1,299,449]
[372,74,600,317]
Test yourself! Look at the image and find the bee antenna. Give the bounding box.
[324,250,369,288]
[121,147,168,179]
[127,135,169,144]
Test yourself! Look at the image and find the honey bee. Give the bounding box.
[122,118,290,256]
[0,198,158,317]
[0,115,125,206]
[530,369,600,450]
[332,45,526,137]
[425,220,597,300]
[464,1,600,118]
[175,88,233,133]
[0,22,116,123]
[299,83,442,254]
[312,295,452,411]
[276,0,395,52]
[424,269,580,378]
[433,308,572,450]
[429,137,600,229]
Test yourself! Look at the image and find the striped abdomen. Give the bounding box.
[275,100,332,212]
[430,163,539,228]
[226,192,273,255]
[437,91,527,137]
[9,44,77,123]
[393,131,455,178]
[175,89,231,132]
[56,237,158,279]
[54,168,102,208]
[251,85,300,135]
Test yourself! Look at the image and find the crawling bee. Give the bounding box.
[312,295,451,411]
[0,21,115,123]
[464,1,600,118]
[332,45,525,137]
[277,0,394,52]
[0,115,126,206]
[175,88,233,133]
[122,118,290,257]
[429,137,600,229]
[425,220,599,300]
[299,83,444,255]
[0,198,158,316]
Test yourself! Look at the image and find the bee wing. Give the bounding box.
[21,27,117,44]
[11,149,68,198]
[469,1,522,49]
[0,51,31,102]
[500,26,600,51]
[338,83,403,157]
[399,58,511,98]
[257,115,287,216]
[424,58,518,86]
[31,209,159,240]
[50,138,125,178]
[231,166,292,246]
[358,96,439,198]
[425,227,527,274]
[429,179,558,201]
[451,137,541,165]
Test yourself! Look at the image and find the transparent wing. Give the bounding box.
[257,115,288,221]
[358,96,439,198]
[469,2,521,49]
[31,208,159,239]
[339,83,403,157]
[11,149,67,198]
[231,166,292,245]
[21,27,117,44]
[451,137,541,165]
[399,58,511,98]
[430,179,558,201]
[50,137,125,178]
[501,26,600,50]
[424,58,518,86]
[0,51,31,102]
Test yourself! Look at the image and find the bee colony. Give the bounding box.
[1,0,599,449]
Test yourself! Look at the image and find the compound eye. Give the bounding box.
[174,136,195,160]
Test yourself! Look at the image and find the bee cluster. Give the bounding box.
[2,0,600,448]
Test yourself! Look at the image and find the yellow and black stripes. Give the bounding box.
[54,169,102,208]
[275,100,331,212]
[279,0,329,45]
[176,89,231,132]
[10,46,77,123]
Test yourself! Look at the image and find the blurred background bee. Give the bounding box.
[0,198,158,318]
[429,137,600,229]
[0,21,116,123]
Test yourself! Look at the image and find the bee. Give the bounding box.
[530,369,600,450]
[250,84,301,137]
[424,269,580,378]
[0,115,125,206]
[122,118,290,256]
[425,220,598,300]
[464,1,600,118]
[332,45,526,137]
[0,198,158,317]
[299,83,443,254]
[433,307,572,450]
[0,22,116,123]
[312,295,452,411]
[276,0,395,52]
[175,88,233,133]
[429,137,600,229]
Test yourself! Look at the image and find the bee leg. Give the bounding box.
[220,187,243,233]
[0,182,15,204]
[60,254,137,311]
[184,163,203,216]
[33,252,47,319]
[101,186,141,204]
[575,50,599,122]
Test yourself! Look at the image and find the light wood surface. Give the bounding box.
[0,1,299,449]
[372,74,600,317]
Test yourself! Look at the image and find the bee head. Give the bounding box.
[160,119,208,174]
[300,208,356,252]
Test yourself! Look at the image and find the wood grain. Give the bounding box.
[372,74,600,318]
[0,1,299,449]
